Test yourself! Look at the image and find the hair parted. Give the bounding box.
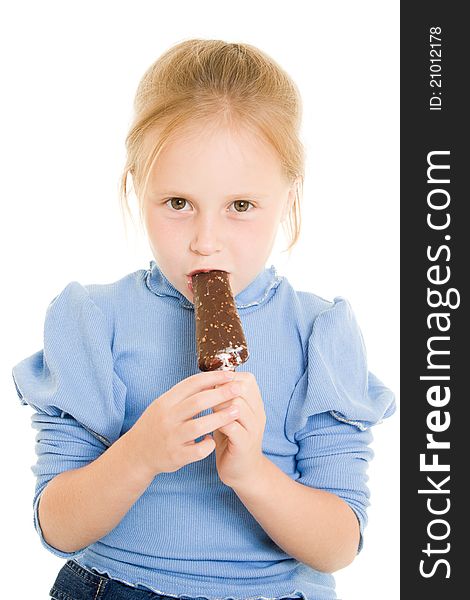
[119,38,305,251]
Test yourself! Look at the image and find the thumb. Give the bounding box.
[212,429,225,447]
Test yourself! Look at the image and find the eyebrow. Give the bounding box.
[157,190,270,199]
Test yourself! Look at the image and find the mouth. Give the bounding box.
[186,269,228,293]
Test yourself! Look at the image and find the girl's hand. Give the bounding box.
[211,372,267,488]
[128,370,242,477]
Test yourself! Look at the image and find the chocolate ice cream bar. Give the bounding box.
[192,270,249,371]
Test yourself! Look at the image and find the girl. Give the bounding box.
[12,39,395,600]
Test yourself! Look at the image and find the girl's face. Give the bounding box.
[142,120,296,302]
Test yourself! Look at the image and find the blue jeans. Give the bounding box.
[50,560,301,600]
[50,560,190,599]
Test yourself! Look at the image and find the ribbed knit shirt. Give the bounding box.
[12,261,395,600]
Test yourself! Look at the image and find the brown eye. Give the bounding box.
[233,200,252,212]
[168,197,188,210]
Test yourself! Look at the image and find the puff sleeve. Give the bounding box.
[11,281,127,557]
[285,297,396,552]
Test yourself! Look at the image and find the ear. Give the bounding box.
[281,178,299,222]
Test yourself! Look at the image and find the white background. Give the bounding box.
[1,1,399,598]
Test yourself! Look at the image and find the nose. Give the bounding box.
[189,213,222,256]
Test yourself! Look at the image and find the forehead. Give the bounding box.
[145,120,285,187]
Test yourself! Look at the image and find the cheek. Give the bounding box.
[144,215,176,256]
[230,220,276,256]
[249,214,281,242]
[146,213,177,241]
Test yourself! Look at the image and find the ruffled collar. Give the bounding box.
[145,260,283,310]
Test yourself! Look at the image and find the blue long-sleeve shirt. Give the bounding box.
[12,261,395,600]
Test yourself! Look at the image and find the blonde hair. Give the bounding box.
[119,39,305,252]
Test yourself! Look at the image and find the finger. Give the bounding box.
[165,370,235,405]
[181,404,240,443]
[231,373,263,419]
[213,397,251,433]
[177,380,243,421]
[179,435,216,460]
[214,379,257,419]
[217,419,247,442]
[213,396,250,428]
